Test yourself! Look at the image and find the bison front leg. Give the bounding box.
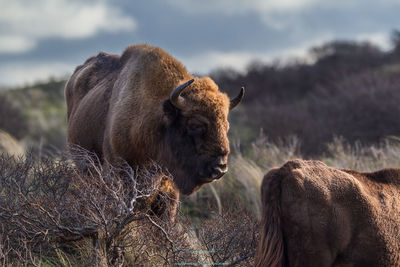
[148,176,180,223]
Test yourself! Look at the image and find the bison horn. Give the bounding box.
[230,87,244,110]
[170,79,195,110]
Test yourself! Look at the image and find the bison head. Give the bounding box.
[159,77,243,195]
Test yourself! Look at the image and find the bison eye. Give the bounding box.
[187,121,206,135]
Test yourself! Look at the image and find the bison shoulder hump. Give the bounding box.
[66,52,121,97]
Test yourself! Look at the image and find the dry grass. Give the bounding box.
[323,136,400,171]
[0,130,24,158]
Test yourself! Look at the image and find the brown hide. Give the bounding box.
[65,44,235,198]
[255,160,400,267]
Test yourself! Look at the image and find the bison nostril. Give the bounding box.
[209,162,228,180]
[213,156,228,171]
[216,163,227,171]
[205,156,229,180]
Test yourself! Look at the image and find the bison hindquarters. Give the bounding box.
[255,160,400,267]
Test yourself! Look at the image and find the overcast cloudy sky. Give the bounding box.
[0,0,399,87]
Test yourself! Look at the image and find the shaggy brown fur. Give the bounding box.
[66,44,238,201]
[255,160,400,267]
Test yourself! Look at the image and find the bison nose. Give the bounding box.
[209,156,228,180]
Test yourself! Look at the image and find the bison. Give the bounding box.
[255,159,400,267]
[65,44,243,198]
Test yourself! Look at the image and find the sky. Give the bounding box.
[0,0,400,87]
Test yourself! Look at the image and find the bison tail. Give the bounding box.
[254,168,285,267]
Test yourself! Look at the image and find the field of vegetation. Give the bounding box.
[1,33,400,266]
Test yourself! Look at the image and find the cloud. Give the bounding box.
[166,0,349,30]
[0,35,324,87]
[167,0,320,15]
[355,32,392,50]
[0,36,35,54]
[0,62,74,87]
[0,0,136,54]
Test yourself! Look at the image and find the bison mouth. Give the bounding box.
[211,165,228,179]
[201,168,228,183]
[175,167,228,195]
[199,163,228,182]
[189,165,228,193]
[166,155,229,195]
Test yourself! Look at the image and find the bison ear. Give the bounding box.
[162,100,178,124]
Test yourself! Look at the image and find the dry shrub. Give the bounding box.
[0,149,203,266]
[196,206,259,266]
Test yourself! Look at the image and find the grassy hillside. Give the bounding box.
[1,79,67,151]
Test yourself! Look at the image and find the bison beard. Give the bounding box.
[255,160,400,267]
[65,44,243,217]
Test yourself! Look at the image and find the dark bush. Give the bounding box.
[311,72,400,146]
[214,37,400,155]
